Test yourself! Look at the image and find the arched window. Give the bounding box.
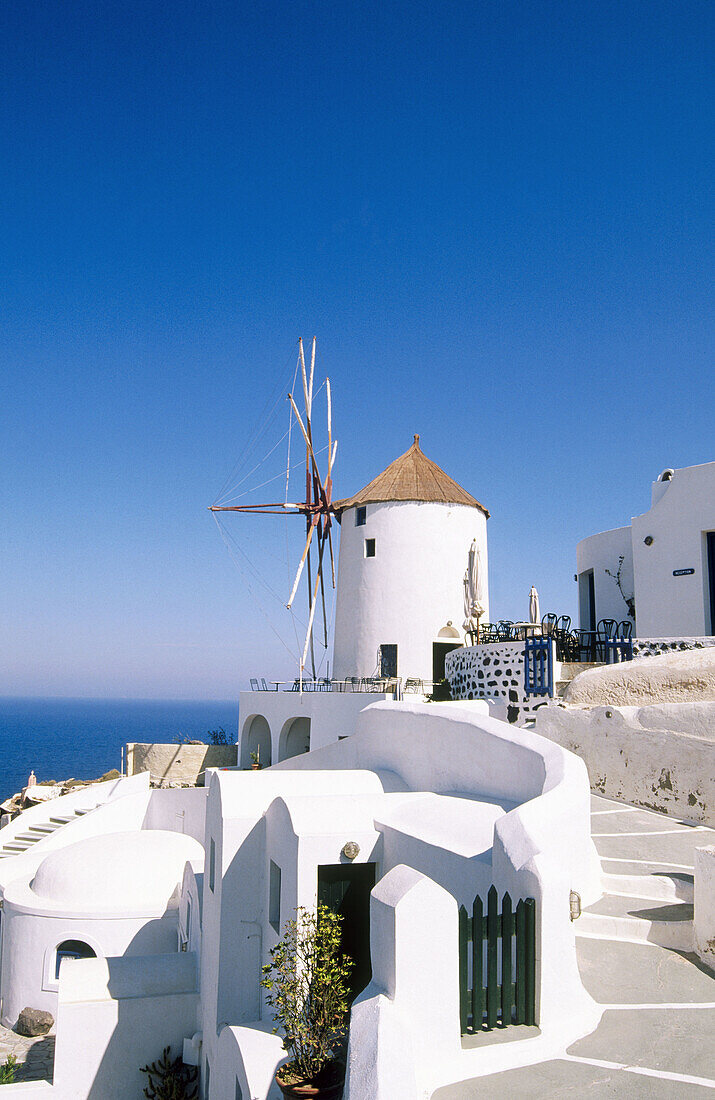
[55,939,96,979]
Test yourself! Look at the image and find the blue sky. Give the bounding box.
[2,0,712,698]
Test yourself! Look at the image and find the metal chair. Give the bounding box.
[596,619,618,661]
[250,678,259,691]
[576,629,596,662]
[497,621,513,640]
[541,613,558,637]
[618,620,633,640]
[260,678,269,691]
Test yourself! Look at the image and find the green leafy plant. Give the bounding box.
[261,905,352,1083]
[140,1046,198,1099]
[250,747,261,768]
[209,727,229,745]
[0,1054,17,1084]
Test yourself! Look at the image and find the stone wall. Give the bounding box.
[445,642,550,724]
[632,637,715,659]
[126,742,237,785]
[535,702,715,825]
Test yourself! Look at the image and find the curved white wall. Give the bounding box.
[333,501,488,681]
[576,525,634,629]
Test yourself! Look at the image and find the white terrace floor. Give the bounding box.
[433,795,715,1098]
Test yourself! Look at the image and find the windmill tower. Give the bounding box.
[332,436,489,684]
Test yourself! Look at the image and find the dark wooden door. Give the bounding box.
[379,644,397,678]
[318,863,376,1000]
[432,641,460,682]
[704,534,708,638]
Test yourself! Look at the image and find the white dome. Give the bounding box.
[32,830,203,913]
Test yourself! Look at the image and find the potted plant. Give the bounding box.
[261,905,352,1098]
[250,748,261,770]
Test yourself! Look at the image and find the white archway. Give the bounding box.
[278,717,311,762]
[240,714,272,769]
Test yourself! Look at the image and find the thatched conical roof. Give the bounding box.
[334,435,489,517]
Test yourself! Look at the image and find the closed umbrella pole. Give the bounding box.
[468,541,484,644]
[529,586,540,626]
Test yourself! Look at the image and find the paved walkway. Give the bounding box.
[433,795,715,1097]
[0,1023,54,1083]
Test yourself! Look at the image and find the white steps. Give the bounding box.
[579,872,695,950]
[0,805,102,859]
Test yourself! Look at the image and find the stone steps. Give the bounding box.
[0,805,101,859]
[580,886,694,950]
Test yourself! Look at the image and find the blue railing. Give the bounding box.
[524,637,555,696]
[602,638,634,664]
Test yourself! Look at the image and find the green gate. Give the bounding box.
[458,885,536,1033]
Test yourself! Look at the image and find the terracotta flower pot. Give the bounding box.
[275,1061,344,1099]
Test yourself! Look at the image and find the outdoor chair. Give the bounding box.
[260,678,269,691]
[618,620,633,639]
[596,619,618,661]
[497,621,513,640]
[404,677,423,693]
[541,613,558,636]
[576,629,596,662]
[250,678,259,691]
[553,615,572,660]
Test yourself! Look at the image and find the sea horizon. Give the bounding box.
[0,695,240,806]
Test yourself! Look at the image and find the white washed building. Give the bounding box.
[332,435,489,684]
[577,460,715,636]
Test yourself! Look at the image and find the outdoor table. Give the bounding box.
[512,622,543,639]
[270,681,286,691]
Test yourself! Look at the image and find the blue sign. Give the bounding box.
[673,568,695,576]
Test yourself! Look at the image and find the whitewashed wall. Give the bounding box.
[576,524,634,629]
[632,462,715,636]
[333,501,488,682]
[237,689,391,767]
[535,702,715,824]
[576,461,715,637]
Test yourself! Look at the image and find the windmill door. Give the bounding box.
[318,862,376,1000]
[433,641,460,682]
[379,644,397,678]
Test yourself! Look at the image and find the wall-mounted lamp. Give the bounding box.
[341,841,360,860]
[569,890,582,921]
[644,535,654,546]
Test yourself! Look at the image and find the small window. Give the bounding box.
[365,538,376,558]
[55,940,96,980]
[355,506,367,527]
[209,838,216,892]
[269,860,282,932]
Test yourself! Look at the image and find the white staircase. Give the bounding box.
[578,868,695,950]
[0,803,101,858]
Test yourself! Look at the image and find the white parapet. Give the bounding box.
[694,845,715,969]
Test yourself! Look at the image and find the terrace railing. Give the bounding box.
[459,885,537,1033]
[602,638,633,664]
[524,637,555,696]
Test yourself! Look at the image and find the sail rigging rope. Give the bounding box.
[214,343,299,504]
[212,513,301,662]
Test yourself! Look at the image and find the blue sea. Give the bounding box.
[0,697,239,804]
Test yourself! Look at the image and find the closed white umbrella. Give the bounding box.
[529,585,540,626]
[462,571,473,639]
[467,541,485,642]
